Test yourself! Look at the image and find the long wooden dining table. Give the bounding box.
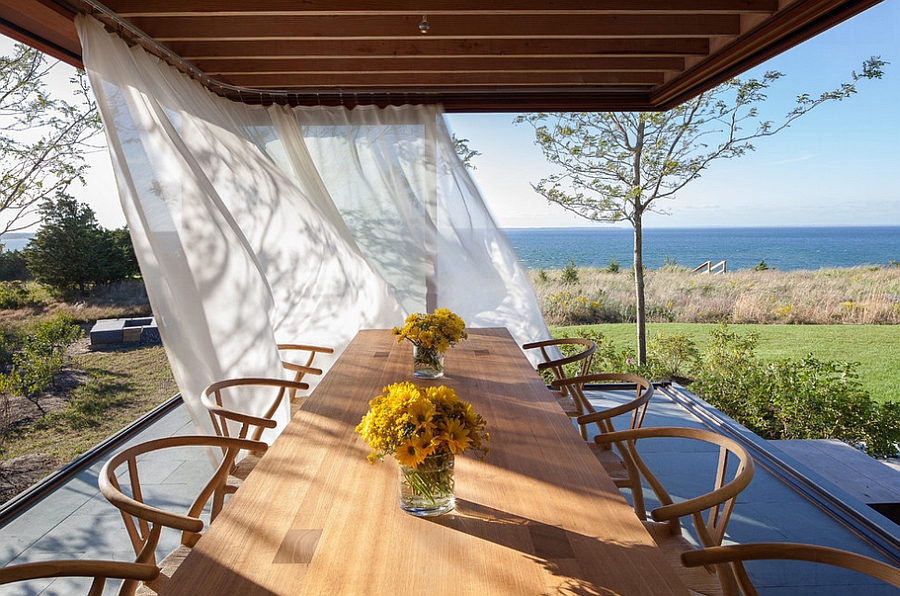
[158,328,690,595]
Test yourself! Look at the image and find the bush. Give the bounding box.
[0,249,30,281]
[549,323,900,457]
[561,259,579,284]
[753,259,769,271]
[605,257,620,273]
[0,281,34,309]
[0,313,83,409]
[691,324,900,457]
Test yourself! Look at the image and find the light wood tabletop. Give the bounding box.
[158,328,690,595]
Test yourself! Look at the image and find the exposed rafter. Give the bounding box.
[0,0,883,112]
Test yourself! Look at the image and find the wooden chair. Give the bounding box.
[201,377,309,491]
[522,338,596,417]
[681,543,900,595]
[593,426,755,596]
[99,435,267,595]
[551,373,653,509]
[278,343,333,414]
[0,559,159,596]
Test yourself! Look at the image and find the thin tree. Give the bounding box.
[0,43,101,237]
[516,57,884,363]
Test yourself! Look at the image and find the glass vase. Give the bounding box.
[398,452,455,517]
[413,345,444,379]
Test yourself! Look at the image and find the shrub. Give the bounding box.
[605,257,620,273]
[0,281,33,309]
[0,313,83,410]
[753,259,769,271]
[543,291,609,325]
[561,259,579,284]
[0,249,30,281]
[537,269,549,283]
[690,323,900,457]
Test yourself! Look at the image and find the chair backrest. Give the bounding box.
[278,342,333,386]
[593,426,755,549]
[202,377,309,442]
[0,559,159,596]
[681,543,900,596]
[522,338,597,413]
[98,435,267,567]
[551,372,653,439]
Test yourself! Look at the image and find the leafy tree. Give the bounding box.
[0,249,30,281]
[451,134,481,170]
[0,44,101,238]
[516,57,885,363]
[25,193,111,295]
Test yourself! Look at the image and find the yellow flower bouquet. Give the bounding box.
[356,381,489,516]
[392,308,467,379]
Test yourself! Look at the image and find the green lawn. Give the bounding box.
[558,324,900,404]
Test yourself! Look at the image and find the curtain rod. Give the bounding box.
[66,0,320,103]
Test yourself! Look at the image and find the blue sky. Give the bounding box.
[2,2,897,231]
[446,1,900,229]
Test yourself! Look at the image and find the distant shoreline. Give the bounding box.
[503,225,900,272]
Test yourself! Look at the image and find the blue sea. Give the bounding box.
[502,226,900,272]
[6,227,899,272]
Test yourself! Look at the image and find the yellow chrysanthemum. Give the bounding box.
[438,418,472,454]
[356,381,489,466]
[392,308,467,353]
[407,399,436,432]
[395,434,434,468]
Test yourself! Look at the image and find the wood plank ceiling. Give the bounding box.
[0,0,883,112]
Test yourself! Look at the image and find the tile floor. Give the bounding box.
[2,388,900,594]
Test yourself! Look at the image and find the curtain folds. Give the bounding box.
[76,15,550,439]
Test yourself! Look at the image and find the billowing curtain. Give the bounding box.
[75,16,550,439]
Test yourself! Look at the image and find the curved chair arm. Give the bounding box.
[99,435,267,535]
[0,560,159,595]
[593,426,755,548]
[202,377,309,440]
[554,373,654,424]
[278,343,334,372]
[681,543,900,594]
[523,338,597,371]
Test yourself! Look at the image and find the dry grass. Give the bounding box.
[531,265,900,326]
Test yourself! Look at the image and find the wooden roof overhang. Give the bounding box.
[0,0,883,112]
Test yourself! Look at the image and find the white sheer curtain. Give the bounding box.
[76,16,550,439]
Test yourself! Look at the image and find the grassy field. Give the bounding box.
[560,323,900,403]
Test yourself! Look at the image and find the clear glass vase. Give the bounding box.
[398,452,455,517]
[413,345,444,379]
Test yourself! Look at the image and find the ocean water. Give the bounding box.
[6,227,898,272]
[502,226,900,272]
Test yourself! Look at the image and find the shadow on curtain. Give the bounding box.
[75,15,550,440]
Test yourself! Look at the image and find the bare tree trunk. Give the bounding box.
[633,210,647,364]
[632,117,647,365]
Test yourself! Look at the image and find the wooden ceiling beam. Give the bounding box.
[129,14,742,40]
[107,0,778,16]
[230,70,663,88]
[172,38,712,59]
[0,0,81,65]
[651,0,882,108]
[197,56,686,75]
